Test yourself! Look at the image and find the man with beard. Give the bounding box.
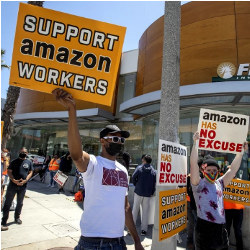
[1,147,33,231]
[53,88,144,250]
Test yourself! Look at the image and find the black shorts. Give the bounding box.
[195,217,229,250]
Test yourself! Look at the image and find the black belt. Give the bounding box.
[81,236,123,243]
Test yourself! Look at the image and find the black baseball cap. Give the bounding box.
[100,125,130,139]
[203,158,220,169]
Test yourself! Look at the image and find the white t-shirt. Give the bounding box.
[80,155,129,237]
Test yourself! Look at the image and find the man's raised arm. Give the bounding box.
[52,88,89,172]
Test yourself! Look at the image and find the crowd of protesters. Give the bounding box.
[1,102,249,250]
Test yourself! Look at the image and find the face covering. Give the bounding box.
[203,171,219,184]
[105,142,123,156]
[19,153,27,159]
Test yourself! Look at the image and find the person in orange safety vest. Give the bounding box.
[48,155,60,188]
[224,200,245,250]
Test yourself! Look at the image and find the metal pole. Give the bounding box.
[151,2,181,249]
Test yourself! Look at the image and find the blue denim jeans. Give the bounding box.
[50,171,57,186]
[74,236,127,250]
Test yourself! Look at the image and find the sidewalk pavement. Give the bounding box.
[1,180,237,250]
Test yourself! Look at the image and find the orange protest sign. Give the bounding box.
[10,3,126,106]
[223,179,250,206]
[159,188,187,241]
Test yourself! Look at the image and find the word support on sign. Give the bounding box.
[198,109,249,154]
[157,140,187,186]
[223,179,250,206]
[10,3,126,106]
[159,188,187,241]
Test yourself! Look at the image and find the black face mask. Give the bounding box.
[105,142,123,156]
[19,153,27,159]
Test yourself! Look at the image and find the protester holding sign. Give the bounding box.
[190,131,248,250]
[53,88,144,250]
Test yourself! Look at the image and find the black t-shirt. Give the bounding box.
[8,158,34,186]
[59,157,72,173]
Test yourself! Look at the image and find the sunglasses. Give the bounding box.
[103,136,126,144]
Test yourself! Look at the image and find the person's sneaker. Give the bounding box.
[141,230,146,236]
[1,224,8,231]
[51,184,55,188]
[15,218,22,224]
[47,184,51,187]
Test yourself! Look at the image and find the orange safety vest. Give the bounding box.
[2,169,8,175]
[49,159,60,171]
[1,157,9,175]
[224,200,245,210]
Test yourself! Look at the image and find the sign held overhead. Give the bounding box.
[198,109,249,154]
[10,3,126,106]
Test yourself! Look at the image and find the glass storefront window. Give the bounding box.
[8,103,250,181]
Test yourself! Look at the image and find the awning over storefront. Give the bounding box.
[14,108,114,126]
[119,81,250,116]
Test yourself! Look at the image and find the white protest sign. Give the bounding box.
[157,140,187,186]
[53,170,68,186]
[198,108,249,154]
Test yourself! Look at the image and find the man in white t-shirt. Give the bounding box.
[53,88,144,250]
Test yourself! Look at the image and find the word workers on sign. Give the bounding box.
[9,3,126,106]
[223,179,250,206]
[159,188,187,241]
[198,109,249,154]
[157,140,187,186]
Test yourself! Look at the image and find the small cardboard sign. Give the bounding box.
[157,140,187,186]
[10,3,126,106]
[198,108,249,154]
[224,179,250,206]
[53,170,68,186]
[159,188,187,241]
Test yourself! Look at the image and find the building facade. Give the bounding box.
[9,1,250,173]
